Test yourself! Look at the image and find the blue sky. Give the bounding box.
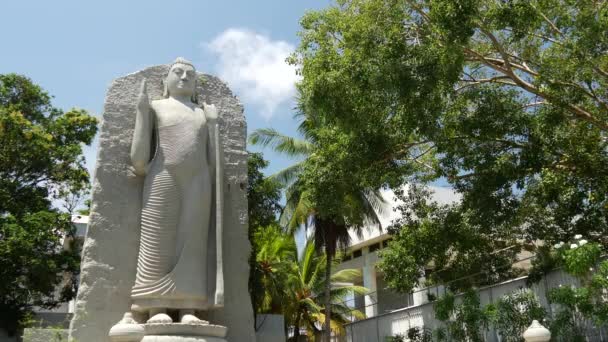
[0,0,332,177]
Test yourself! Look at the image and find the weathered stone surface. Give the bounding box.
[69,65,254,342]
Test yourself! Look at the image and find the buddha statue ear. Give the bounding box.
[162,79,169,98]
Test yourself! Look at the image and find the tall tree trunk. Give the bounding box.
[293,309,302,340]
[323,246,332,342]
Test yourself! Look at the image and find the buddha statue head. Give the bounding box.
[163,57,198,103]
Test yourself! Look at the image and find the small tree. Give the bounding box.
[548,237,608,341]
[433,290,492,342]
[492,289,546,342]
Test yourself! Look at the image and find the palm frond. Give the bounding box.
[299,239,317,285]
[330,285,368,299]
[268,161,304,187]
[249,128,313,157]
[330,268,361,283]
[288,190,314,232]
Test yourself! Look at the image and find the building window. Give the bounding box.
[353,249,362,258]
[369,243,381,253]
[342,254,352,261]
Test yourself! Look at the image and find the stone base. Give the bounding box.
[141,336,226,342]
[143,323,227,338]
[141,323,227,342]
[109,315,228,342]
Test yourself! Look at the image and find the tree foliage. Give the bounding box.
[433,289,492,342]
[491,289,546,342]
[246,152,283,317]
[292,0,608,293]
[247,152,282,231]
[0,74,97,334]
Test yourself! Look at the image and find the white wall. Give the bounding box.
[346,269,608,342]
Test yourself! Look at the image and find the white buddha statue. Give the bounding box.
[129,57,224,325]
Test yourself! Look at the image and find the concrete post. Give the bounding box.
[362,252,378,317]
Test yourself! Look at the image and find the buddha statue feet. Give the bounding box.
[147,312,172,324]
[180,314,208,325]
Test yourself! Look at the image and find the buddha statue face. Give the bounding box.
[165,61,196,99]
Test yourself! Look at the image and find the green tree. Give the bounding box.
[250,115,384,340]
[291,0,608,293]
[247,152,283,230]
[0,74,97,334]
[246,152,283,319]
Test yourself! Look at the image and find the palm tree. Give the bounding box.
[253,225,367,339]
[285,239,367,340]
[252,224,296,315]
[250,112,384,341]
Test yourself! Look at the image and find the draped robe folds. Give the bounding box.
[130,103,224,312]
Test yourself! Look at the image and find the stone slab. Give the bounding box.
[141,337,226,342]
[69,65,255,342]
[143,323,226,338]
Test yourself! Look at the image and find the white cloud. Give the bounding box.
[206,28,300,119]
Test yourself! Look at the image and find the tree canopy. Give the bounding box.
[0,74,97,333]
[291,0,608,293]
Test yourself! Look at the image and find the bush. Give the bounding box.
[492,289,546,342]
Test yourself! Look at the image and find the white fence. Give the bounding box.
[345,269,608,341]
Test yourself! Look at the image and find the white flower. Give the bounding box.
[554,243,562,249]
[570,244,578,249]
[559,242,565,247]
[574,234,583,240]
[578,239,588,246]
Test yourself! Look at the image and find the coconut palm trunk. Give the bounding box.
[323,245,333,342]
[318,219,340,342]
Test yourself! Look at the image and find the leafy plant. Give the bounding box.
[385,333,406,342]
[407,326,433,342]
[492,289,546,342]
[433,289,491,342]
[548,237,608,340]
